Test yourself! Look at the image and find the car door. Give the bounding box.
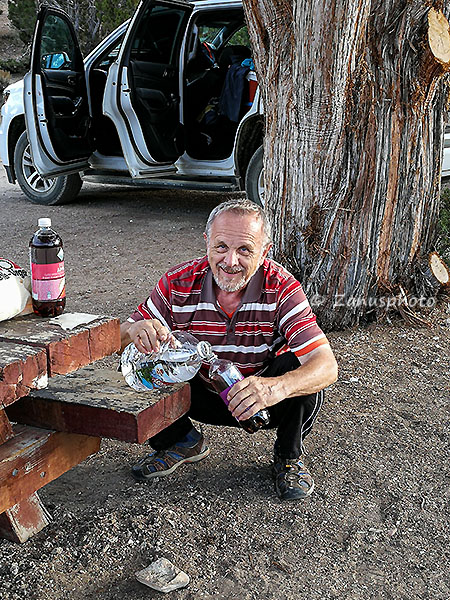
[103,0,193,178]
[23,7,93,178]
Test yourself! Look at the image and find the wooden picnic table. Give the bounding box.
[0,313,190,543]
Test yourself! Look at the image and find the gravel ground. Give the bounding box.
[0,168,449,600]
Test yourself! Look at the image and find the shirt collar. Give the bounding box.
[200,260,265,304]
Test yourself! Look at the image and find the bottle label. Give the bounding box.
[31,261,65,301]
[219,384,234,405]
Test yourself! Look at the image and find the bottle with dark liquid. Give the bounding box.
[209,357,270,434]
[29,218,66,317]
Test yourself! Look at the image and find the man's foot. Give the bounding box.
[272,454,315,500]
[131,428,210,482]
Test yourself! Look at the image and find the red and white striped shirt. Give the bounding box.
[128,256,329,386]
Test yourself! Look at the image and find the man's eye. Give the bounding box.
[216,244,227,251]
[239,247,251,255]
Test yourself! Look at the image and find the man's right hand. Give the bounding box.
[120,319,169,354]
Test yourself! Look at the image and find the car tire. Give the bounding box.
[14,131,83,205]
[245,145,264,207]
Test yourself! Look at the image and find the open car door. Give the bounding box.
[103,0,192,178]
[24,7,92,178]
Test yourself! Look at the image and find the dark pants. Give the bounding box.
[148,352,324,458]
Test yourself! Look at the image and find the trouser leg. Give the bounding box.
[148,352,324,456]
[259,352,324,458]
[147,377,237,450]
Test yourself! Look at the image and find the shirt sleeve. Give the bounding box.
[127,273,174,331]
[277,277,329,362]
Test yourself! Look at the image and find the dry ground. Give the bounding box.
[0,10,449,597]
[0,165,448,600]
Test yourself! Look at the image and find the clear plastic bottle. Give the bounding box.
[29,218,65,317]
[208,357,270,434]
[121,331,208,391]
[121,332,271,434]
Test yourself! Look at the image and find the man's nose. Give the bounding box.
[223,250,239,267]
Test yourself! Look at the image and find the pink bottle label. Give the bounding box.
[31,261,65,301]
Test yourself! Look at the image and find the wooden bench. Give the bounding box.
[7,366,191,444]
[0,313,190,542]
[0,425,101,540]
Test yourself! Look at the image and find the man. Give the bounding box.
[120,199,338,501]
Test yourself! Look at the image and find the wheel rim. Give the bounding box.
[257,167,265,206]
[22,144,57,194]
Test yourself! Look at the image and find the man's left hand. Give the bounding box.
[226,376,284,420]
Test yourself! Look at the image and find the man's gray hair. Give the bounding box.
[205,198,272,246]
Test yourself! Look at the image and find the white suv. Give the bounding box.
[0,0,264,205]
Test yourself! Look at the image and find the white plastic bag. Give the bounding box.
[0,258,33,321]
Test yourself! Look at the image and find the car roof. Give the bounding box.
[192,0,243,8]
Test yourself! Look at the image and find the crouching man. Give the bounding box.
[120,199,338,501]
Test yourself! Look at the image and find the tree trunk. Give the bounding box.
[243,0,450,329]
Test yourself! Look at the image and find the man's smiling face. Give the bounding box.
[205,211,271,293]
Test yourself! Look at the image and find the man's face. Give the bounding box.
[205,212,271,293]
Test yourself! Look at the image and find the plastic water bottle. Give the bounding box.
[121,330,209,391]
[29,218,65,317]
[207,356,270,434]
[121,332,270,433]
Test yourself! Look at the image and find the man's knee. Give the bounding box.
[261,352,300,378]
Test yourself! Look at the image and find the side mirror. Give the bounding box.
[41,52,70,70]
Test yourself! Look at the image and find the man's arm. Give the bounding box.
[120,319,169,354]
[226,345,338,421]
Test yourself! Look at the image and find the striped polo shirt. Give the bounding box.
[128,256,329,386]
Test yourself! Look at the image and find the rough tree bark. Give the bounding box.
[243,0,450,329]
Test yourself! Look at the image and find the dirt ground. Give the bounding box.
[0,163,449,600]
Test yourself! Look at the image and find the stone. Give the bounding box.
[135,558,190,593]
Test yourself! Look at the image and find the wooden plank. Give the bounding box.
[0,409,14,444]
[0,424,100,514]
[0,492,50,543]
[7,366,191,444]
[0,314,120,376]
[0,341,48,407]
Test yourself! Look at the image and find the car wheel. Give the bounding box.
[245,145,264,207]
[14,131,83,205]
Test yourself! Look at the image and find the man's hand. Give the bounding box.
[120,319,169,354]
[226,376,284,420]
[225,345,338,420]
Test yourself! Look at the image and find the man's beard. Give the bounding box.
[213,264,247,292]
[211,250,265,292]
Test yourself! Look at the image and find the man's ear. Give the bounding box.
[262,243,272,261]
[203,232,208,245]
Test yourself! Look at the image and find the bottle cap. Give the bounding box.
[196,340,215,361]
[38,218,52,228]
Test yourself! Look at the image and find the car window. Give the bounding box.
[131,4,187,65]
[198,25,223,44]
[96,40,123,70]
[40,14,76,70]
[226,26,251,49]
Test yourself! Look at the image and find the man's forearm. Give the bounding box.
[273,346,338,399]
